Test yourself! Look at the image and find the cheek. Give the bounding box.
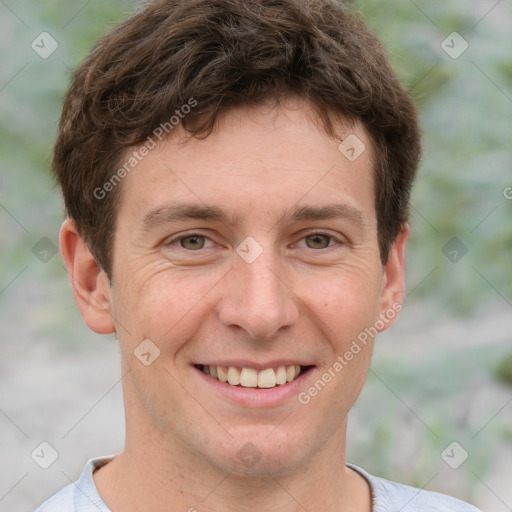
[303,266,383,343]
[111,267,218,351]
[302,275,379,415]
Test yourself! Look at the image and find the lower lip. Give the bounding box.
[193,366,315,408]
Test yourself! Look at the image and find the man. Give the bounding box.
[35,0,480,510]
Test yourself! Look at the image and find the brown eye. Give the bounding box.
[304,234,332,249]
[180,235,206,250]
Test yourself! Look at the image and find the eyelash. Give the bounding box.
[165,230,344,251]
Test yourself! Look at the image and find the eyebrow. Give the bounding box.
[140,202,367,232]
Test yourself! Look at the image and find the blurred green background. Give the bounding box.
[0,1,511,511]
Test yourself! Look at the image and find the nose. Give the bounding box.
[217,247,300,340]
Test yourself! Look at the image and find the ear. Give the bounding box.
[59,218,115,334]
[376,223,409,332]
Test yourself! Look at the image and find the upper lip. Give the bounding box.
[194,360,314,370]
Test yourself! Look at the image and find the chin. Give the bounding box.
[202,423,317,478]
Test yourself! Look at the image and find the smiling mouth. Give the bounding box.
[194,364,313,389]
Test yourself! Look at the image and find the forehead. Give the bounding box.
[115,100,377,229]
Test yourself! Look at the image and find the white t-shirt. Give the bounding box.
[34,456,481,512]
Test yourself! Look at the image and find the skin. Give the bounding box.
[60,96,409,512]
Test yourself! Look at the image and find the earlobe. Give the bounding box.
[59,218,116,334]
[377,223,410,332]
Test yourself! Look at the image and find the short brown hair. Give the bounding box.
[53,0,421,278]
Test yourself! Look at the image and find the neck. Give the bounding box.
[94,417,370,512]
[93,374,371,512]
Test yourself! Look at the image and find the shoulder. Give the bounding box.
[33,455,114,512]
[34,483,75,511]
[348,464,481,512]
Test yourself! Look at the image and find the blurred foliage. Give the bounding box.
[1,0,510,317]
[353,0,512,315]
[493,349,512,384]
[349,339,508,501]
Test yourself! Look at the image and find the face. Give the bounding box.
[64,97,407,477]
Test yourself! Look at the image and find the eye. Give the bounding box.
[295,232,339,250]
[167,233,215,251]
[165,231,342,252]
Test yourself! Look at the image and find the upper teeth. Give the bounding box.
[201,365,302,388]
